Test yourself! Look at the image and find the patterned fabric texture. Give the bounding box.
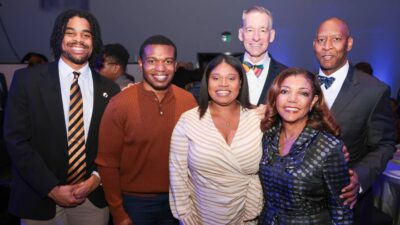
[259,122,353,225]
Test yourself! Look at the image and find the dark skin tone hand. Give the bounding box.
[341,169,359,209]
[48,184,84,207]
[48,175,101,207]
[340,145,359,209]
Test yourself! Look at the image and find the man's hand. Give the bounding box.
[342,145,350,163]
[117,218,133,225]
[121,83,138,91]
[72,175,101,200]
[48,185,84,207]
[340,169,360,209]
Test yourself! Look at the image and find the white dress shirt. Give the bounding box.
[243,53,271,105]
[318,61,349,109]
[58,58,94,141]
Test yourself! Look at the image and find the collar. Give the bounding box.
[138,81,174,102]
[59,58,91,80]
[243,52,271,66]
[318,61,349,79]
[265,121,319,157]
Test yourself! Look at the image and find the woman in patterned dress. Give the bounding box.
[258,67,353,225]
[169,55,264,224]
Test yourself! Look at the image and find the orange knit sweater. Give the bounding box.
[96,82,197,224]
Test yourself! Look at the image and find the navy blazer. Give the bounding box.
[4,61,120,219]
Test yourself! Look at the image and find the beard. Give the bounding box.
[61,41,92,65]
[62,51,91,65]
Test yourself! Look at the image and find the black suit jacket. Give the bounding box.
[330,66,395,191]
[4,61,120,219]
[241,54,287,105]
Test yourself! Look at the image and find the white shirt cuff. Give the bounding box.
[91,171,102,186]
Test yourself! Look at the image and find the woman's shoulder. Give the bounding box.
[178,107,202,125]
[316,130,342,147]
[181,106,200,118]
[312,130,344,159]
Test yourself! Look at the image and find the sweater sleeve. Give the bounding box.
[323,142,353,225]
[95,99,129,224]
[169,115,198,225]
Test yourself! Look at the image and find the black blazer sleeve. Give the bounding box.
[4,69,59,198]
[352,85,395,190]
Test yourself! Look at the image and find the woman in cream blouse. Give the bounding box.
[169,55,263,224]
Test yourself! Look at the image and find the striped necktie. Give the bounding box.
[242,61,264,78]
[67,71,87,184]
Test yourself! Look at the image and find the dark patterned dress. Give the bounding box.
[259,123,353,225]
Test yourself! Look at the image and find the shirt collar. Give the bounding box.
[243,52,270,66]
[139,81,174,101]
[59,58,91,80]
[318,61,349,79]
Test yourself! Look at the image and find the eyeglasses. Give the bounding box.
[95,60,118,70]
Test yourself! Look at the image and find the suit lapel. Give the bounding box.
[39,62,68,147]
[331,66,361,117]
[257,56,279,105]
[87,72,109,145]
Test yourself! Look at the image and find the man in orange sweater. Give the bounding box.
[96,35,197,225]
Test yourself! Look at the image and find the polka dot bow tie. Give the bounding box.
[243,61,264,78]
[318,75,335,89]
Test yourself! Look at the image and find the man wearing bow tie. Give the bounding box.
[313,17,395,225]
[4,9,119,225]
[238,5,287,106]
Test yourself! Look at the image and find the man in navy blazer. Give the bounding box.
[238,5,287,106]
[313,17,396,225]
[4,9,119,225]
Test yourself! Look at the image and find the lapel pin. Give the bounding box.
[103,92,108,98]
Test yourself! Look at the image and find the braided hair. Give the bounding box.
[50,9,103,68]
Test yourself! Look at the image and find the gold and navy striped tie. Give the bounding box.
[67,71,87,184]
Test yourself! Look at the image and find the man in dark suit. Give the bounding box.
[238,5,287,106]
[4,9,119,225]
[313,17,396,225]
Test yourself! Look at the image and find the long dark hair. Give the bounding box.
[50,9,103,68]
[198,54,253,118]
[261,67,340,136]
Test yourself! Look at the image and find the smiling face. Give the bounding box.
[276,74,318,127]
[61,16,93,69]
[208,61,241,107]
[139,44,177,92]
[313,18,353,75]
[239,11,275,63]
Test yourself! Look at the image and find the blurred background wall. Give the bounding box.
[0,0,399,96]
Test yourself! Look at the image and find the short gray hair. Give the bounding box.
[242,5,273,29]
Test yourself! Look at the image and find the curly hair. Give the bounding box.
[198,54,253,118]
[139,35,177,60]
[260,67,340,136]
[50,9,103,68]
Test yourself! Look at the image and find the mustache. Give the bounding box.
[66,40,89,49]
